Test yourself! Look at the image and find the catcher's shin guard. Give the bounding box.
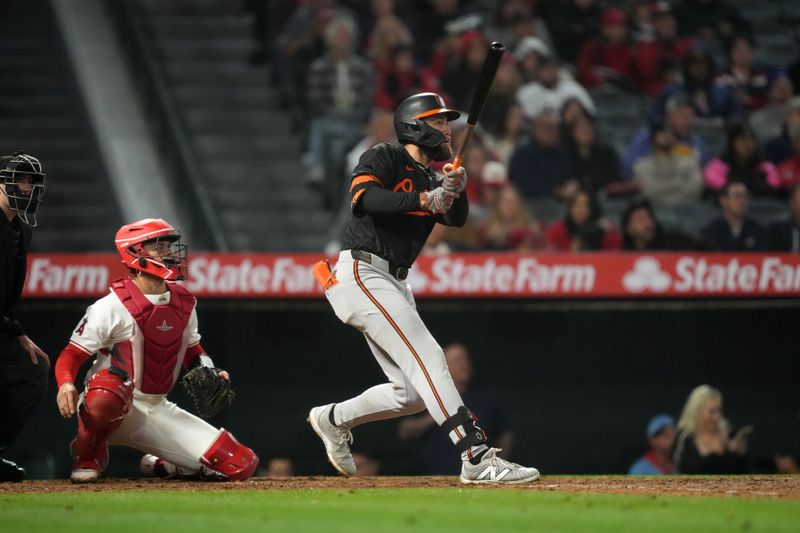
[72,367,134,473]
[200,430,259,481]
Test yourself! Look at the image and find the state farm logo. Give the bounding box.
[622,257,671,293]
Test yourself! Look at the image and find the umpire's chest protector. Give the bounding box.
[111,279,195,394]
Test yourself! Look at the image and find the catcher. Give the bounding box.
[54,218,258,483]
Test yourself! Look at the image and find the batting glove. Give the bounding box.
[442,163,467,195]
[420,187,455,214]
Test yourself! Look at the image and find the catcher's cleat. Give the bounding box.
[140,454,169,478]
[307,404,356,477]
[70,468,99,483]
[69,438,106,484]
[460,448,540,484]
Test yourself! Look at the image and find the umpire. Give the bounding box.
[0,152,49,482]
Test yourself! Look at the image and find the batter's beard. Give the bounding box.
[424,142,452,162]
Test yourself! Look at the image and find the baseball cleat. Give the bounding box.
[307,404,356,477]
[460,448,540,484]
[70,467,99,483]
[139,454,168,478]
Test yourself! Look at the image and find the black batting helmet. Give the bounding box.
[0,151,46,227]
[394,92,460,149]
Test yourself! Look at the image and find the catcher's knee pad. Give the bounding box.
[80,367,134,433]
[200,430,259,481]
[443,406,488,453]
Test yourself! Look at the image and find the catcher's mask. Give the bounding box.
[394,92,460,149]
[115,218,188,281]
[0,151,46,227]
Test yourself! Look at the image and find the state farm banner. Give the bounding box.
[23,252,800,299]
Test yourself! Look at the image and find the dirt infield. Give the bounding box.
[1,475,798,499]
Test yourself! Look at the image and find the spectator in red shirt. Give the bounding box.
[778,126,800,190]
[635,1,694,96]
[577,8,637,91]
[374,45,436,110]
[546,189,622,251]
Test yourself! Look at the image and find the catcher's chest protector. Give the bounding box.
[111,279,195,394]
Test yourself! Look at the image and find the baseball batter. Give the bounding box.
[54,218,258,483]
[309,92,540,484]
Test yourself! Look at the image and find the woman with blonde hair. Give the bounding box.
[672,384,751,474]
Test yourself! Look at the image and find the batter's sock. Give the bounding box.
[467,447,489,465]
[329,404,338,427]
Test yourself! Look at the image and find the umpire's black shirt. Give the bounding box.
[0,213,30,338]
[343,143,468,269]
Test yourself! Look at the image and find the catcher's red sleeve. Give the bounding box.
[55,342,94,388]
[183,342,207,369]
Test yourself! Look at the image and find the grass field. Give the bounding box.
[2,478,800,533]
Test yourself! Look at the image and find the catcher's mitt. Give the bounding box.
[182,366,235,419]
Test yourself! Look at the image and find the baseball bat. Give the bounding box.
[452,41,506,169]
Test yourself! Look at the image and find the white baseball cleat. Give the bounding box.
[70,468,99,484]
[307,404,356,477]
[140,454,166,477]
[460,448,540,484]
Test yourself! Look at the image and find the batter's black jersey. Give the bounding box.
[342,143,467,268]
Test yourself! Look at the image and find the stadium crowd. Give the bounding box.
[259,0,800,254]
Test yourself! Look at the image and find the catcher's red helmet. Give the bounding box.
[114,218,187,281]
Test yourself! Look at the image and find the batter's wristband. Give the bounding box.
[419,192,428,211]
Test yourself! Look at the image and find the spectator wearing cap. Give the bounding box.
[622,197,705,251]
[703,124,780,198]
[509,108,574,200]
[479,161,510,208]
[701,182,768,251]
[633,122,703,207]
[628,414,677,475]
[576,8,638,91]
[623,94,710,177]
[565,113,623,198]
[634,1,695,97]
[717,35,770,112]
[516,53,595,121]
[653,47,744,125]
[513,36,552,83]
[749,76,796,144]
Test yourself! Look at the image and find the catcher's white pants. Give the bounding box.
[325,251,466,428]
[107,390,221,471]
